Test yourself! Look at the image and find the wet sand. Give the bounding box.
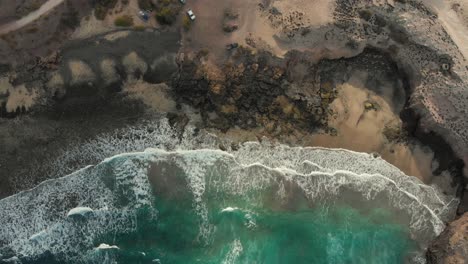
[306,132,435,183]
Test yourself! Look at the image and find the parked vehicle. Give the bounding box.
[180,0,186,4]
[138,10,150,22]
[226,43,239,50]
[187,9,196,21]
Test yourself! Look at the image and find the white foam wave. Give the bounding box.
[96,244,119,250]
[0,122,459,262]
[221,207,239,213]
[67,207,94,217]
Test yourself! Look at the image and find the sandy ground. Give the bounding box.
[123,80,176,112]
[184,0,283,58]
[184,0,342,59]
[182,0,235,59]
[306,82,435,183]
[424,0,468,62]
[0,77,39,113]
[68,60,95,85]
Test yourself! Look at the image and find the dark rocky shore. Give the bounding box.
[0,29,180,194]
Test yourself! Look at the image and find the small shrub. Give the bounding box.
[182,16,191,31]
[155,7,176,25]
[61,9,80,29]
[345,39,359,50]
[94,6,107,20]
[358,10,373,21]
[133,25,146,31]
[29,2,42,11]
[197,49,209,58]
[160,0,173,5]
[138,0,153,10]
[114,15,134,27]
[153,0,180,25]
[224,8,239,19]
[93,0,118,20]
[222,24,238,32]
[26,27,39,34]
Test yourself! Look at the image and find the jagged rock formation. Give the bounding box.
[427,213,468,264]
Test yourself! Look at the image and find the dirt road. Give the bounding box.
[0,0,63,35]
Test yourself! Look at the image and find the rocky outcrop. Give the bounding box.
[172,46,411,136]
[427,213,468,264]
[173,48,324,134]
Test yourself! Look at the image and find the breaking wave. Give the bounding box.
[0,120,459,263]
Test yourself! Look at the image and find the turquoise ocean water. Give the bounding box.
[94,197,416,264]
[0,145,456,264]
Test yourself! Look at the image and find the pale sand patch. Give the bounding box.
[381,144,435,184]
[455,0,468,26]
[272,0,336,26]
[0,77,12,95]
[186,0,336,58]
[307,83,397,151]
[6,84,38,112]
[68,60,95,85]
[46,71,64,93]
[306,82,435,182]
[230,1,285,56]
[103,30,130,42]
[232,0,339,57]
[100,59,119,84]
[0,77,14,107]
[122,51,147,77]
[71,13,110,39]
[424,0,468,61]
[150,53,177,70]
[123,80,176,112]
